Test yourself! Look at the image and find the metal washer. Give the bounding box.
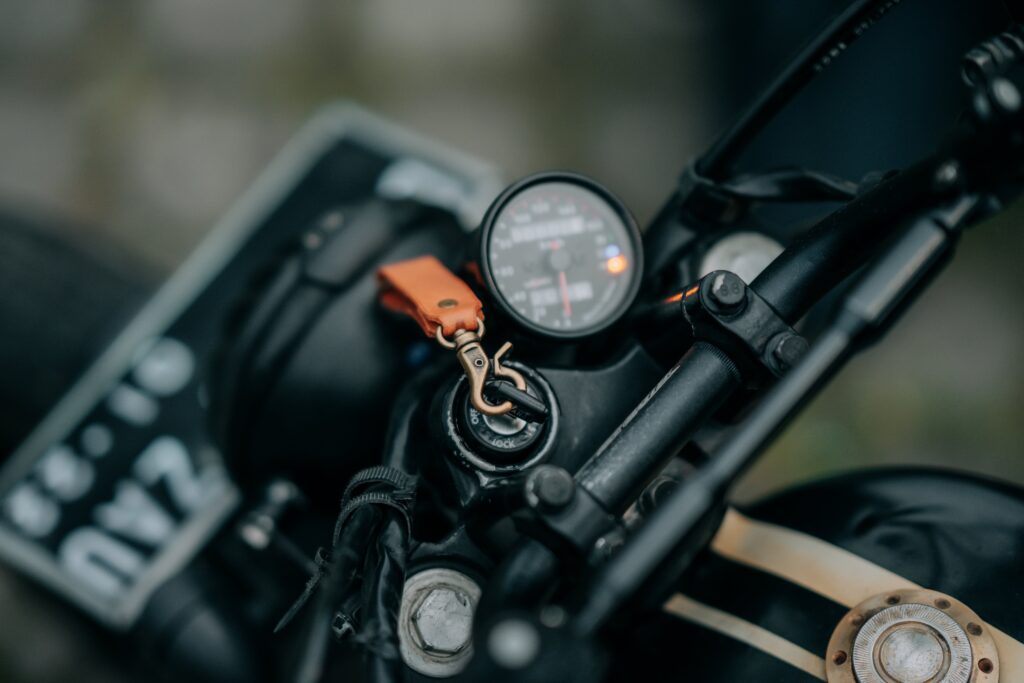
[398,568,482,678]
[826,588,1000,683]
[852,603,970,683]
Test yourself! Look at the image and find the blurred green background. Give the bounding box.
[0,0,1021,680]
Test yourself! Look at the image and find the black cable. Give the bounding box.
[281,365,439,683]
[358,513,410,683]
[293,507,379,683]
[719,166,858,202]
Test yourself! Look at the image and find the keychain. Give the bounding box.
[377,255,529,417]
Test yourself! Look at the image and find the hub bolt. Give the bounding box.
[707,271,747,313]
[771,333,809,371]
[526,466,575,511]
[411,586,475,656]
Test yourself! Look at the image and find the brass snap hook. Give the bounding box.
[492,341,527,391]
[436,319,525,417]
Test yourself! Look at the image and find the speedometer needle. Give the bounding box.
[559,270,572,317]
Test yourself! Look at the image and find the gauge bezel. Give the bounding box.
[478,171,644,340]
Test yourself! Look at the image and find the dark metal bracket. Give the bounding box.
[681,270,808,381]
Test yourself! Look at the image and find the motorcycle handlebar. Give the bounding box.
[578,152,952,518]
[483,77,1024,619]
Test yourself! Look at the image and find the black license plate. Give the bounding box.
[0,105,501,628]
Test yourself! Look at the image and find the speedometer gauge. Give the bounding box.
[479,172,643,339]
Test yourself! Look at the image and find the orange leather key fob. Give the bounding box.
[378,255,483,338]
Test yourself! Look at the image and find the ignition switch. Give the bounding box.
[438,361,560,475]
[458,378,546,462]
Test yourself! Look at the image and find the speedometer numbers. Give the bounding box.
[479,173,643,340]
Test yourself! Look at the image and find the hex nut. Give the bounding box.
[399,569,482,678]
[411,586,474,655]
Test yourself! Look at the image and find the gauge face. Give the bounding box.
[481,174,642,339]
